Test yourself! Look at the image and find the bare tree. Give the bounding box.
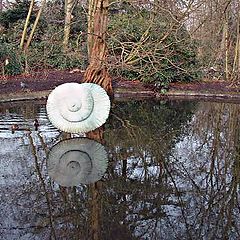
[24,0,46,52]
[20,0,35,50]
[63,0,76,52]
[188,0,240,83]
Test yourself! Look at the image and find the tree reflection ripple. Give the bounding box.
[0,99,239,239]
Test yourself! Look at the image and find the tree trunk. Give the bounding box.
[224,11,229,81]
[24,0,46,52]
[238,31,240,82]
[63,0,75,52]
[86,126,104,240]
[237,6,240,83]
[86,126,104,143]
[0,0,3,12]
[20,0,35,50]
[89,181,103,240]
[83,0,112,96]
[231,10,240,82]
[87,0,97,58]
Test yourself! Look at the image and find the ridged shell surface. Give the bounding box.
[46,83,110,133]
[47,137,108,186]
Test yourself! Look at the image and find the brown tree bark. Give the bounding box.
[83,0,112,96]
[86,126,104,240]
[84,2,111,235]
[89,181,103,240]
[86,126,104,143]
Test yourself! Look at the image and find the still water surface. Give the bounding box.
[0,99,239,240]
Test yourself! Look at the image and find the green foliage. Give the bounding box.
[0,0,35,28]
[1,19,25,45]
[107,99,196,138]
[0,0,200,83]
[0,1,87,74]
[108,7,200,85]
[0,37,85,75]
[27,42,85,70]
[0,43,23,75]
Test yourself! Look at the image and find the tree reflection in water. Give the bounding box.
[0,99,239,239]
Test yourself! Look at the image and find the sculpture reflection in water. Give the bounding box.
[47,137,108,186]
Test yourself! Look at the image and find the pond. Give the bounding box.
[0,98,240,240]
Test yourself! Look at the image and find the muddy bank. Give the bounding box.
[0,70,240,102]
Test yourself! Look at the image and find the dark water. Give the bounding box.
[0,99,240,240]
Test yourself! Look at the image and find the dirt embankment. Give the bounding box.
[0,70,240,102]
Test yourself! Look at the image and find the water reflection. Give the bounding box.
[47,138,108,186]
[0,99,240,239]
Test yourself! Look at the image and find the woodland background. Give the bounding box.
[0,0,240,87]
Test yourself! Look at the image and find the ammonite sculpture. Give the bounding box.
[47,138,108,186]
[46,83,110,133]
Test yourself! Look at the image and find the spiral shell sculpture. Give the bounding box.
[46,83,110,133]
[47,138,108,186]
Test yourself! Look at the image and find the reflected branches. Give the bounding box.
[1,99,240,239]
[27,131,57,239]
